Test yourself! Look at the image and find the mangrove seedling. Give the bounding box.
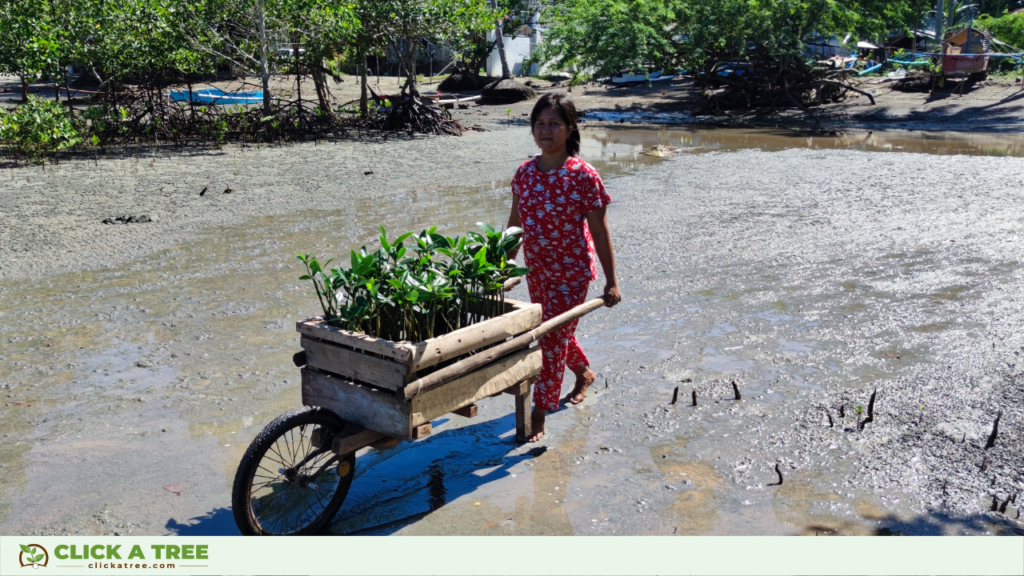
[298,223,528,343]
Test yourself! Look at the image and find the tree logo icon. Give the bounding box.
[19,544,48,568]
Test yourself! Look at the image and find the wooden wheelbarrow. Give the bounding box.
[231,277,606,535]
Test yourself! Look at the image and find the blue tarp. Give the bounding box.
[857,63,883,75]
[168,88,263,105]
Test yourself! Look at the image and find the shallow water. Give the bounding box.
[1,127,1023,536]
[582,125,1024,158]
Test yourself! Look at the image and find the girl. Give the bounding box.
[506,92,621,443]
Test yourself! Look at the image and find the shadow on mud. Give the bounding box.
[326,412,545,536]
[162,412,546,536]
[165,507,241,536]
[866,510,1024,537]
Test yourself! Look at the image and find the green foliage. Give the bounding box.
[530,0,682,85]
[366,0,496,95]
[977,12,1024,51]
[0,96,82,162]
[531,0,933,85]
[298,223,529,342]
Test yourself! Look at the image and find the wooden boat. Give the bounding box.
[943,53,989,76]
[168,88,263,105]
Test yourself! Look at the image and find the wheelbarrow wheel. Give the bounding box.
[232,406,356,535]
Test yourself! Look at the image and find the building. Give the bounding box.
[485,16,546,77]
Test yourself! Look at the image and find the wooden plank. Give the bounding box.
[409,347,542,427]
[408,299,541,372]
[370,437,402,451]
[412,423,432,439]
[402,298,605,400]
[296,318,413,363]
[332,427,389,456]
[301,337,407,391]
[452,404,478,418]
[503,379,530,395]
[301,368,412,439]
[515,379,534,443]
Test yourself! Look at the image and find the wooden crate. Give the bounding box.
[295,298,541,391]
[296,298,543,440]
[301,346,541,440]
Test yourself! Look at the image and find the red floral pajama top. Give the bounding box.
[511,156,612,281]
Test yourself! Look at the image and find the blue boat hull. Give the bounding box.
[168,88,264,105]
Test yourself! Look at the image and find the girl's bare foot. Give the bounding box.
[567,367,596,405]
[526,408,545,442]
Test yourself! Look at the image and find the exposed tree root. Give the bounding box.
[700,63,875,121]
[375,96,464,136]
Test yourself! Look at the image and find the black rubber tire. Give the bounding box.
[232,406,356,535]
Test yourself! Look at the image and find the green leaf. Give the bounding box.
[508,267,531,277]
[20,545,33,555]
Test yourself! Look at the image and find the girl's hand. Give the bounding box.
[603,282,622,307]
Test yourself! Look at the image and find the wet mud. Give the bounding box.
[2,126,1023,537]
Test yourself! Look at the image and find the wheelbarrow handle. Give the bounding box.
[502,276,522,292]
[401,297,608,400]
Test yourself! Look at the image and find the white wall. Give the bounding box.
[486,28,542,77]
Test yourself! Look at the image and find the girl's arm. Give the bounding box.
[586,206,621,307]
[506,193,521,261]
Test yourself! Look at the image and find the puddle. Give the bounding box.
[580,125,1024,158]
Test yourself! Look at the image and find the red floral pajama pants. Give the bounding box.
[528,275,591,412]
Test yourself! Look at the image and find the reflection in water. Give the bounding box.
[581,126,1024,160]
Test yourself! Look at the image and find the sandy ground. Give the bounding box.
[1,83,1023,536]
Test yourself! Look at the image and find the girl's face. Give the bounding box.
[532,106,570,155]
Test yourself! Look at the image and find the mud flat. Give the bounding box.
[1,126,1022,536]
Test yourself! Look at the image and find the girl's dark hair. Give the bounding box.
[529,91,581,156]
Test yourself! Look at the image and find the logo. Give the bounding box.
[19,544,49,568]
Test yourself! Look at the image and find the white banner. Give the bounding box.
[2,535,1022,575]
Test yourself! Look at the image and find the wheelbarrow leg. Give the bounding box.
[513,378,535,443]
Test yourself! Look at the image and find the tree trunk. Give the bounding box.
[294,40,302,111]
[256,0,272,114]
[62,66,74,118]
[187,79,195,120]
[404,37,419,97]
[312,66,330,114]
[360,52,369,117]
[495,20,511,79]
[20,75,28,103]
